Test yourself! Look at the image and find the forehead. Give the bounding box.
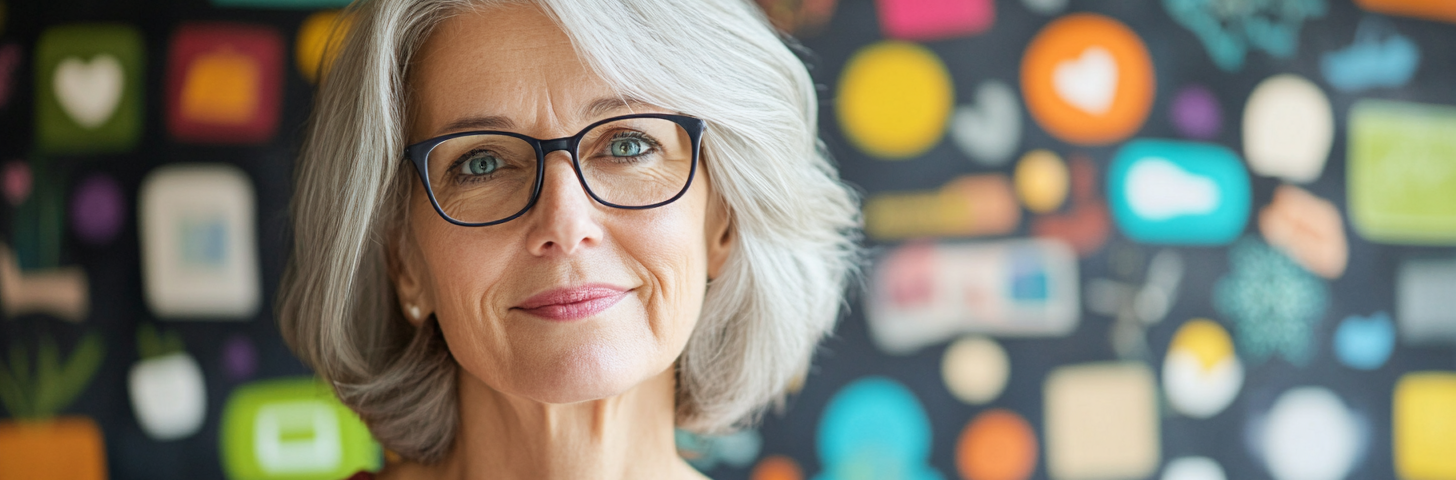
[407,3,636,141]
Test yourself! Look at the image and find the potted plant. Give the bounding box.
[0,332,107,479]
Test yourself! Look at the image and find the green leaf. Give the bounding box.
[9,340,29,397]
[137,323,160,360]
[33,335,60,419]
[164,329,186,356]
[53,333,104,415]
[0,344,32,418]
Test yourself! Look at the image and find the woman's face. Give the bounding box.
[394,4,732,404]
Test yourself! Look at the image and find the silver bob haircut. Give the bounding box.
[278,0,860,462]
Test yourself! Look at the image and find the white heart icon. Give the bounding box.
[950,80,1022,167]
[1052,46,1118,115]
[53,55,124,129]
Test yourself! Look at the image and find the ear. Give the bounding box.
[386,224,433,326]
[705,191,734,280]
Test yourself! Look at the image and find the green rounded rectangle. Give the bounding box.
[34,23,145,154]
[1348,100,1456,245]
[220,377,380,480]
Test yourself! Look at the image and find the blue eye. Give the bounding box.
[461,153,501,175]
[609,138,646,157]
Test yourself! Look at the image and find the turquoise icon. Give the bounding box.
[1108,139,1251,245]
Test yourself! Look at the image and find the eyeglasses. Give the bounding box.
[403,113,705,226]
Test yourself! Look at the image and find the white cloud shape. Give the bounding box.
[1126,157,1220,221]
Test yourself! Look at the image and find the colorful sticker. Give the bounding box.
[1044,362,1159,480]
[1214,237,1327,366]
[295,10,351,84]
[1108,139,1251,245]
[1258,185,1347,279]
[219,378,380,480]
[1161,457,1226,480]
[956,409,1038,480]
[1242,74,1333,184]
[69,174,125,246]
[1354,0,1456,24]
[1162,0,1326,71]
[1032,154,1111,257]
[139,164,261,320]
[836,41,953,159]
[1395,258,1456,345]
[1162,319,1243,419]
[1321,18,1419,92]
[863,175,1019,241]
[1393,372,1456,479]
[1169,85,1221,140]
[941,335,1009,405]
[1347,100,1456,245]
[876,0,993,41]
[1257,387,1362,480]
[1021,14,1154,145]
[950,80,1022,167]
[816,377,939,480]
[166,23,284,144]
[1014,150,1068,214]
[34,23,145,154]
[866,239,1079,354]
[1333,312,1394,371]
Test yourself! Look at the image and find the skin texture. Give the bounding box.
[383,4,731,479]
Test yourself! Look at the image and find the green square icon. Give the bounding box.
[1348,100,1456,245]
[34,23,145,154]
[220,378,380,480]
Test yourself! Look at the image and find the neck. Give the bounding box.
[421,366,701,480]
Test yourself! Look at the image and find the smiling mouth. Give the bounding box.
[514,285,630,321]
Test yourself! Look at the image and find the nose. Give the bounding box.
[524,151,603,256]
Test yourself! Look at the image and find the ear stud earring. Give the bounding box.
[408,304,421,320]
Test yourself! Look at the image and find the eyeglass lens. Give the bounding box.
[425,117,693,224]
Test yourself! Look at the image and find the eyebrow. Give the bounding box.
[434,95,655,137]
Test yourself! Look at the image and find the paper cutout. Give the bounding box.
[1170,85,1221,140]
[1162,319,1243,418]
[129,351,207,441]
[950,80,1022,167]
[755,0,838,37]
[295,10,351,84]
[1242,74,1333,184]
[223,334,258,381]
[0,332,105,419]
[1087,248,1184,358]
[863,175,1019,240]
[1394,372,1456,479]
[1109,140,1250,245]
[941,335,1009,404]
[1259,185,1347,279]
[1258,387,1361,480]
[0,43,19,109]
[1014,150,1068,214]
[1021,0,1066,15]
[139,164,261,320]
[957,409,1037,480]
[815,377,939,480]
[69,174,125,246]
[751,455,804,480]
[220,378,379,480]
[1162,457,1226,480]
[866,239,1080,354]
[1162,0,1326,71]
[0,243,88,322]
[35,24,144,154]
[1333,312,1394,371]
[167,23,285,144]
[1021,14,1153,145]
[876,0,993,41]
[836,41,953,159]
[1395,258,1456,345]
[1348,100,1456,245]
[1032,154,1110,257]
[1044,362,1159,480]
[1215,238,1327,366]
[0,416,107,480]
[1321,18,1419,92]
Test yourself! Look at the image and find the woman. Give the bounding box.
[277,0,860,478]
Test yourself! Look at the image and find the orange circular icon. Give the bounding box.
[751,455,804,480]
[956,409,1038,480]
[1021,14,1154,145]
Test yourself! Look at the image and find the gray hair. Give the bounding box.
[277,0,860,462]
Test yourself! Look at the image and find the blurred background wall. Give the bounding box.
[1,0,1455,479]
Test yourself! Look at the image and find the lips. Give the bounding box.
[515,284,629,321]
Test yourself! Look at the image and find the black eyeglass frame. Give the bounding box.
[403,113,706,227]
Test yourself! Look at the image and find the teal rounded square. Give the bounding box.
[219,377,380,480]
[1108,139,1251,245]
[34,23,145,154]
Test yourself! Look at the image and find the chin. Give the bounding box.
[512,341,663,404]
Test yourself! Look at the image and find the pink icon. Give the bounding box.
[877,0,994,41]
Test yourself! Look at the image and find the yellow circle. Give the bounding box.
[1169,318,1235,371]
[1014,149,1069,213]
[296,11,352,84]
[837,41,953,159]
